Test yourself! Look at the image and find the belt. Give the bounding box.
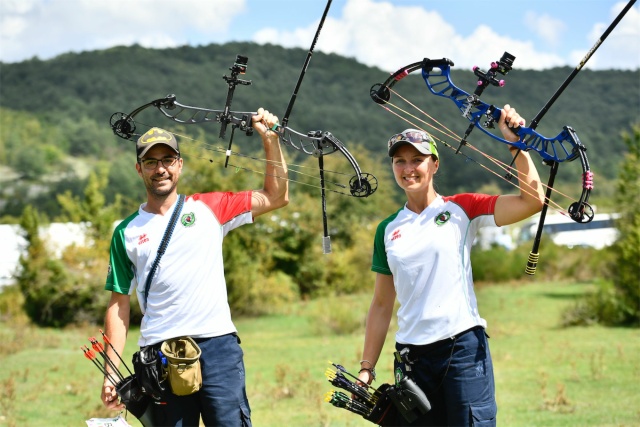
[146,332,239,348]
[194,332,240,344]
[396,326,483,362]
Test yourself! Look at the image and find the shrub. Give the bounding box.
[562,125,640,327]
[16,170,120,327]
[307,294,367,336]
[471,245,521,282]
[562,280,636,327]
[472,241,614,284]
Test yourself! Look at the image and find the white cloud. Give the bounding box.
[0,0,246,62]
[1,0,637,71]
[450,25,567,71]
[253,0,458,70]
[252,0,569,71]
[523,11,567,46]
[1,15,27,39]
[569,1,639,70]
[1,0,38,14]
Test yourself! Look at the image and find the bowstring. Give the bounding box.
[380,87,580,218]
[127,121,360,197]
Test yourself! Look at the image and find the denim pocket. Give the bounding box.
[240,402,252,427]
[470,401,497,426]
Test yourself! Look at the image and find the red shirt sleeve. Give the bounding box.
[443,193,499,220]
[188,191,252,225]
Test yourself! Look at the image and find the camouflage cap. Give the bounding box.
[136,127,180,158]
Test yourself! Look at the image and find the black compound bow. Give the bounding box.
[110,0,377,254]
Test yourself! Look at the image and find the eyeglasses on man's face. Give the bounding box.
[387,131,432,149]
[139,156,180,170]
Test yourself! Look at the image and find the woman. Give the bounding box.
[357,105,544,426]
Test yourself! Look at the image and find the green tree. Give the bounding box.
[16,167,121,326]
[16,205,81,326]
[563,125,640,327]
[609,125,640,325]
[56,166,121,241]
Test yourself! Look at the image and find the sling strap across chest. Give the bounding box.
[143,194,185,311]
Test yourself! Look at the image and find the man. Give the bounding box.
[100,107,287,426]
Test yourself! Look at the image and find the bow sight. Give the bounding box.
[231,54,248,73]
[220,55,253,141]
[465,51,515,140]
[450,51,515,154]
[473,51,515,94]
[218,54,253,166]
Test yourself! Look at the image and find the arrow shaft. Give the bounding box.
[83,347,119,384]
[100,330,134,376]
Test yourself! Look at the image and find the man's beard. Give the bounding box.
[147,176,177,198]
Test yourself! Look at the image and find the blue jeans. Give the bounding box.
[152,333,252,427]
[394,327,497,426]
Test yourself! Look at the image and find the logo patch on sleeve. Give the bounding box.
[181,212,196,227]
[435,211,451,226]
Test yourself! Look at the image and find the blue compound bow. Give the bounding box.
[369,0,635,274]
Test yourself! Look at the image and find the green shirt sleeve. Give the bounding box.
[105,214,136,294]
[371,218,392,275]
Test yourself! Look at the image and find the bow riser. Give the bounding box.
[158,97,254,134]
[421,60,585,164]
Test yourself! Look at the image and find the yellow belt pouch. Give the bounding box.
[160,336,202,396]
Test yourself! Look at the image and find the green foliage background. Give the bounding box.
[561,126,640,327]
[1,42,638,324]
[1,42,638,218]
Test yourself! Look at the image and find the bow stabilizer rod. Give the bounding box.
[281,0,336,253]
[525,0,636,275]
[280,0,332,129]
[276,0,378,253]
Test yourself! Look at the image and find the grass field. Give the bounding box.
[1,281,639,426]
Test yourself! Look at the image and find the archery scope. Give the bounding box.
[233,55,248,74]
[496,52,515,74]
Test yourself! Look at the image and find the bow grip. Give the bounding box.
[486,105,522,142]
[248,113,283,135]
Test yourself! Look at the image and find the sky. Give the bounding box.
[0,0,638,71]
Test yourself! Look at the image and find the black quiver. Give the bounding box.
[365,377,431,426]
[132,345,167,399]
[115,375,154,427]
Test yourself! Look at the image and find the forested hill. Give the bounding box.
[0,42,638,218]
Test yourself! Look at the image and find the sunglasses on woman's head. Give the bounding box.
[388,131,433,149]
